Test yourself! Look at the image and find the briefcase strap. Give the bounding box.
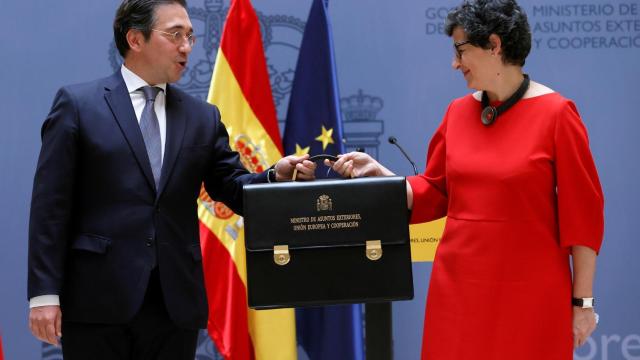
[292,154,351,181]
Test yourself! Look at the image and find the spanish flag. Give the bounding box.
[198,0,297,359]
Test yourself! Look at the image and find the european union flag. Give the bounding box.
[283,1,365,359]
[283,0,344,160]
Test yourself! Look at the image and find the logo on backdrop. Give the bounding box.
[340,89,385,158]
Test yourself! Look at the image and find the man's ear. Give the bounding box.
[488,34,503,56]
[126,29,145,53]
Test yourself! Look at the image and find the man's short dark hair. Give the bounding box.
[445,0,531,66]
[113,0,187,58]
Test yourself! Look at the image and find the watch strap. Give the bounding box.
[572,297,595,308]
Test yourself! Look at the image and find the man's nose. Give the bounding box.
[180,42,193,55]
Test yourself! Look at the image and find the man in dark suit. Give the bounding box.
[27,0,315,358]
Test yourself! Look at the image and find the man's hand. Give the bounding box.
[29,305,62,346]
[573,307,597,348]
[275,154,316,181]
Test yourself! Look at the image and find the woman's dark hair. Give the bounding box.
[113,0,187,57]
[445,0,531,66]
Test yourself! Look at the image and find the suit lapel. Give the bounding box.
[157,84,186,198]
[103,73,157,192]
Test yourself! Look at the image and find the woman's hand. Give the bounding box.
[573,307,597,348]
[571,245,598,348]
[324,152,394,178]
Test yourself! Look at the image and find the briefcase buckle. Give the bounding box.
[366,240,383,261]
[273,245,291,266]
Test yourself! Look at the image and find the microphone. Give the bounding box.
[388,136,418,175]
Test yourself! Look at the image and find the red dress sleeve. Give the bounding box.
[554,100,604,253]
[406,105,450,224]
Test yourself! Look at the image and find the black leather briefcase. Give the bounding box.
[243,176,414,309]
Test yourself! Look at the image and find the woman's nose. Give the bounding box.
[451,56,461,70]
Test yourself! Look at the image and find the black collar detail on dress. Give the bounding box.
[481,74,530,126]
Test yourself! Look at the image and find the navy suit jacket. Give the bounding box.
[28,71,267,329]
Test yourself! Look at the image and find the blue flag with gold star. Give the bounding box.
[283,1,364,359]
[283,0,344,159]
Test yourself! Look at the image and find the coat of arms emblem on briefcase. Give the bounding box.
[317,195,332,211]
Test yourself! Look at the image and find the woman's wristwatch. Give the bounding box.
[572,297,595,308]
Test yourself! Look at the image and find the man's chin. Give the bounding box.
[168,74,183,84]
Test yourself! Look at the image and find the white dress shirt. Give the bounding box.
[30,65,168,308]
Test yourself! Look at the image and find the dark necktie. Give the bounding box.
[139,86,162,189]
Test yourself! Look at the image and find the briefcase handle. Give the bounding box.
[292,154,346,181]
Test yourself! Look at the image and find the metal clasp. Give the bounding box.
[365,240,382,261]
[273,245,290,266]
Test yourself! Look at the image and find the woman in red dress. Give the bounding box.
[328,0,603,358]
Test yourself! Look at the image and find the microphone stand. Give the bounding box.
[388,136,418,175]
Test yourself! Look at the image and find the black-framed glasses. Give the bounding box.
[453,40,471,60]
[152,29,196,47]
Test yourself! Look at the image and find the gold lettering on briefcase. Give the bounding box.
[289,214,362,232]
[316,195,332,211]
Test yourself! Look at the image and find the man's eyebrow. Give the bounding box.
[163,24,194,33]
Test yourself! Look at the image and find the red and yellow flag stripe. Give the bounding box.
[198,0,296,359]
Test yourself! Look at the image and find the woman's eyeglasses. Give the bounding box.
[453,40,471,60]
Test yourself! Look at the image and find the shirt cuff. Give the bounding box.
[30,295,60,308]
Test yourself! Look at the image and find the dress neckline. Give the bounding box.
[472,91,557,105]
